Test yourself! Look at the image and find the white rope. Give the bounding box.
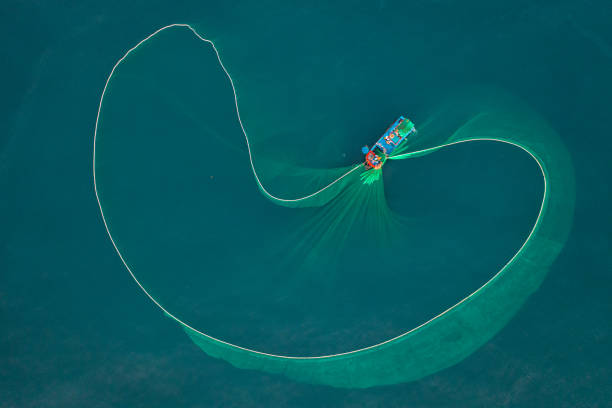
[93,24,548,359]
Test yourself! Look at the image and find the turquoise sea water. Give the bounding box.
[2,1,611,406]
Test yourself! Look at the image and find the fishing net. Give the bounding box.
[94,24,575,387]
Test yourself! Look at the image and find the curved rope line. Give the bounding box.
[93,24,547,359]
[97,23,360,204]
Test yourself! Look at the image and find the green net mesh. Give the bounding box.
[179,100,575,387]
[94,24,575,388]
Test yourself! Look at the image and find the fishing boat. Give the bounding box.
[362,116,416,169]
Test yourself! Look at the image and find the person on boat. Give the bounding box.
[366,151,380,168]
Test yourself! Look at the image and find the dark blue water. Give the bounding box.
[2,1,611,406]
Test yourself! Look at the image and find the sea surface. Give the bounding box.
[1,1,611,407]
